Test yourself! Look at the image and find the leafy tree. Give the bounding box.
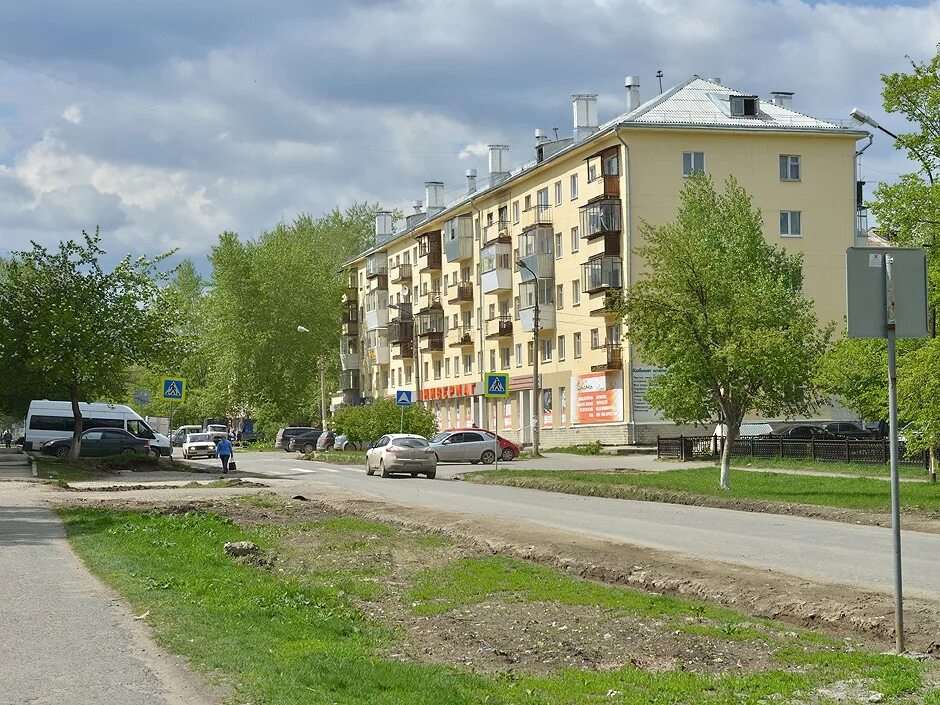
[0,230,177,458]
[333,399,437,443]
[618,174,831,489]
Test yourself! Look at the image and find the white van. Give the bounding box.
[25,401,172,456]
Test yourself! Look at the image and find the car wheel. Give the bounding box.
[366,457,374,475]
[410,472,419,478]
[432,452,439,463]
[481,450,496,464]
[470,460,480,465]
[500,447,516,461]
[55,446,70,460]
[150,448,161,458]
[121,448,137,456]
[380,460,391,479]
[425,471,436,479]
[302,443,315,454]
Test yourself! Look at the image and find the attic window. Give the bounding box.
[730,95,759,117]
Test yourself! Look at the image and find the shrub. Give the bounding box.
[333,399,437,442]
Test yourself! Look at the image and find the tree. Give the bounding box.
[618,174,831,489]
[0,230,177,458]
[333,399,437,443]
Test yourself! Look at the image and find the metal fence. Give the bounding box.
[657,435,929,468]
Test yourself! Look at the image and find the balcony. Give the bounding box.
[388,318,414,344]
[518,279,556,332]
[481,242,512,294]
[342,286,357,303]
[393,339,415,360]
[365,290,389,330]
[580,199,622,241]
[341,304,359,337]
[365,252,388,279]
[448,281,474,305]
[391,263,412,283]
[518,225,555,281]
[591,343,624,372]
[519,305,555,332]
[485,315,513,339]
[419,288,443,312]
[450,327,475,348]
[339,390,365,407]
[369,274,388,291]
[417,230,442,272]
[521,204,552,231]
[581,255,623,294]
[339,341,359,371]
[366,331,390,366]
[421,331,445,353]
[585,172,621,201]
[340,370,360,393]
[591,288,624,318]
[482,219,512,246]
[443,215,474,263]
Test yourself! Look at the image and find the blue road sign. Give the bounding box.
[161,377,187,402]
[395,390,414,406]
[484,373,509,398]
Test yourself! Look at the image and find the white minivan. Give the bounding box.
[25,401,173,456]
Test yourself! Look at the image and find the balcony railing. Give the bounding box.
[419,288,443,311]
[421,331,445,352]
[591,343,624,372]
[521,204,552,230]
[342,286,357,302]
[582,255,623,294]
[391,263,412,283]
[450,327,475,348]
[448,281,473,305]
[485,315,513,339]
[393,339,415,360]
[580,199,622,241]
[388,318,414,344]
[482,219,512,246]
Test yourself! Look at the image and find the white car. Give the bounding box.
[365,434,437,479]
[182,433,218,460]
[205,424,229,442]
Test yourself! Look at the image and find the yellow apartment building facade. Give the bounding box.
[337,76,869,445]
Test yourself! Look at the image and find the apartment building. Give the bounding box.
[337,76,868,445]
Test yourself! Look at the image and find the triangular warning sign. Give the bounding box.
[165,382,182,398]
[488,377,505,394]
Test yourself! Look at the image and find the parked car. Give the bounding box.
[771,424,840,440]
[275,427,319,451]
[316,431,336,451]
[204,424,229,443]
[41,427,150,460]
[335,434,366,451]
[823,422,876,440]
[429,430,498,464]
[171,425,202,447]
[288,430,323,454]
[182,433,218,460]
[366,434,436,478]
[444,427,520,461]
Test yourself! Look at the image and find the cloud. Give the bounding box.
[62,105,83,124]
[459,142,489,160]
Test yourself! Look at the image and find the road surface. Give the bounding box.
[181,450,940,600]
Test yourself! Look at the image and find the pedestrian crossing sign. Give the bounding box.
[161,377,187,402]
[395,390,413,406]
[484,373,509,398]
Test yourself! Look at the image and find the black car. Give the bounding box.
[316,431,336,451]
[41,428,150,460]
[823,422,875,440]
[275,426,320,451]
[287,430,324,454]
[772,424,839,440]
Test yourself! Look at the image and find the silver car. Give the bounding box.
[428,430,498,464]
[366,434,437,478]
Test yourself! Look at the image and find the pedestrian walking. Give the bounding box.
[2,429,11,449]
[216,436,234,474]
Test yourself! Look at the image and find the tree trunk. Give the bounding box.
[720,422,739,490]
[69,382,82,461]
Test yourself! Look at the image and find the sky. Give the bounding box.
[0,0,937,271]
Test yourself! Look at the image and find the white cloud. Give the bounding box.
[459,142,489,160]
[61,104,83,124]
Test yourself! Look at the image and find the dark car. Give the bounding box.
[275,427,319,451]
[41,427,150,460]
[772,424,839,440]
[823,422,875,440]
[316,431,336,451]
[287,430,324,454]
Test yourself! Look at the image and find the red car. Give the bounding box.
[445,428,520,461]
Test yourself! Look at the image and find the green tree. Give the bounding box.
[0,230,177,458]
[618,174,831,489]
[333,399,437,443]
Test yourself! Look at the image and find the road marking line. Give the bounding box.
[290,467,317,473]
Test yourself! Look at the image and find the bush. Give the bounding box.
[333,399,437,442]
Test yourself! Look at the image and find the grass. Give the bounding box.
[539,441,604,455]
[57,506,932,704]
[462,468,940,515]
[34,454,200,480]
[729,455,931,479]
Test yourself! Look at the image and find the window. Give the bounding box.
[515,343,522,367]
[514,296,520,320]
[501,347,511,369]
[512,201,520,223]
[570,226,580,253]
[780,210,802,237]
[556,284,564,309]
[524,194,532,210]
[478,350,483,370]
[541,338,553,362]
[603,153,619,176]
[572,279,581,306]
[780,155,800,181]
[682,151,705,176]
[554,181,563,205]
[453,355,460,375]
[590,328,600,349]
[490,349,496,371]
[527,341,534,365]
[452,313,458,329]
[434,360,442,380]
[463,354,473,374]
[730,95,758,117]
[570,173,579,200]
[445,358,451,377]
[587,162,597,182]
[554,232,562,259]
[558,335,566,360]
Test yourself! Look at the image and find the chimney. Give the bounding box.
[412,200,423,214]
[572,94,598,141]
[625,76,641,112]
[534,128,550,145]
[374,211,394,240]
[488,144,510,185]
[770,91,794,109]
[466,168,477,194]
[425,181,445,216]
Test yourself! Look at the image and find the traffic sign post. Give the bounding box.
[161,377,187,403]
[484,374,509,471]
[395,390,413,432]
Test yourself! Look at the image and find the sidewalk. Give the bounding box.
[0,482,217,705]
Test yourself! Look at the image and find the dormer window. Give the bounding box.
[730,95,759,117]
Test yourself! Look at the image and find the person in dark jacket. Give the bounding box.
[216,437,234,474]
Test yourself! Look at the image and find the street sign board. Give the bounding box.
[395,390,413,406]
[484,373,509,398]
[133,389,150,405]
[161,377,187,403]
[846,248,928,339]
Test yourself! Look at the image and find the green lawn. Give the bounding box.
[57,506,934,705]
[463,468,940,515]
[34,454,197,481]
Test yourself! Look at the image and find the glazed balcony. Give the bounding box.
[450,326,475,348]
[417,230,442,272]
[365,252,388,279]
[580,198,622,241]
[481,242,513,294]
[366,330,390,366]
[518,279,556,332]
[340,370,360,393]
[591,342,624,372]
[391,263,412,283]
[443,215,474,263]
[393,339,415,360]
[448,281,474,306]
[485,315,513,340]
[482,219,512,246]
[420,331,445,353]
[339,340,359,371]
[518,225,554,282]
[388,318,414,344]
[364,290,389,330]
[581,255,623,294]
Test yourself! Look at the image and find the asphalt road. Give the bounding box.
[187,450,940,600]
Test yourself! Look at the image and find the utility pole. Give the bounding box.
[884,255,904,653]
[320,358,327,429]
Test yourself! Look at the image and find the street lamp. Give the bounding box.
[850,107,899,140]
[516,258,541,457]
[296,326,327,429]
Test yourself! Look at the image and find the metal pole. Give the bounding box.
[494,398,500,472]
[400,405,404,434]
[532,286,541,457]
[885,254,905,653]
[320,359,328,429]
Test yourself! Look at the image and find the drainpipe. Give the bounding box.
[614,125,635,444]
[855,134,873,246]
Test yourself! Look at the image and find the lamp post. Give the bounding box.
[516,259,540,457]
[297,326,328,429]
[850,107,899,140]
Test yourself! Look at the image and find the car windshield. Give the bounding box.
[429,433,449,443]
[187,434,211,442]
[396,438,429,448]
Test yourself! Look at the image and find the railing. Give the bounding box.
[482,219,512,245]
[485,315,513,339]
[392,263,412,282]
[421,331,444,352]
[450,326,474,347]
[521,204,552,230]
[580,199,622,240]
[591,343,623,371]
[657,435,929,468]
[448,281,473,304]
[388,318,414,344]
